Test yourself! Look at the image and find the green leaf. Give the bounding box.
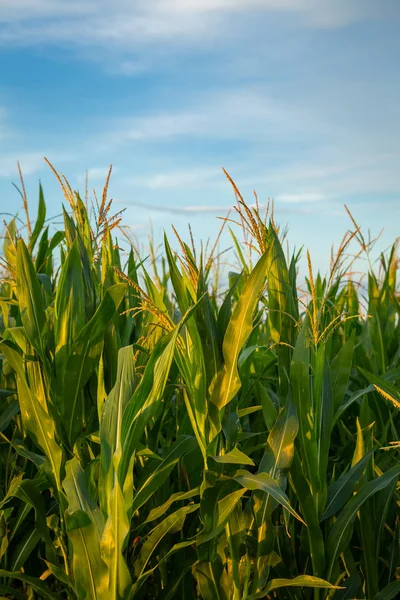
[234,470,305,523]
[99,345,136,514]
[164,236,208,454]
[146,487,200,523]
[330,332,355,411]
[99,346,137,599]
[2,218,17,274]
[217,269,242,339]
[13,479,57,565]
[321,452,373,521]
[248,575,341,599]
[374,580,400,600]
[237,405,262,418]
[0,584,27,600]
[0,570,62,599]
[16,239,47,360]
[197,488,246,544]
[256,383,278,430]
[0,474,24,509]
[134,504,199,579]
[0,341,63,492]
[35,226,50,273]
[9,527,40,571]
[119,329,179,485]
[100,482,132,600]
[192,560,229,600]
[267,398,298,471]
[130,540,195,597]
[131,435,197,513]
[313,344,334,508]
[29,183,46,251]
[289,453,325,577]
[211,446,255,466]
[63,458,108,600]
[266,227,298,400]
[48,230,65,253]
[0,399,19,432]
[62,283,127,446]
[290,316,320,493]
[210,246,273,413]
[326,464,400,581]
[44,560,75,591]
[54,239,85,375]
[358,366,400,406]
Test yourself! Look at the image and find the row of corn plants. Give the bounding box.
[0,165,399,599]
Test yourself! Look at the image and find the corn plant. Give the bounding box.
[0,164,399,600]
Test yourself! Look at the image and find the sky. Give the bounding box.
[0,0,399,276]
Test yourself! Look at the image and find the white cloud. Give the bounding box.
[109,87,314,145]
[0,1,93,21]
[236,147,400,194]
[119,197,323,219]
[130,167,223,189]
[77,166,115,184]
[0,152,45,177]
[0,0,395,50]
[276,192,327,203]
[123,201,233,215]
[124,112,210,141]
[101,72,399,208]
[0,151,76,180]
[110,60,148,76]
[160,0,388,27]
[230,154,400,208]
[126,166,329,204]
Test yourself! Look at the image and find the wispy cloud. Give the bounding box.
[0,151,77,181]
[128,167,223,190]
[0,152,45,178]
[234,149,400,198]
[120,198,330,221]
[77,166,115,184]
[0,0,89,20]
[126,166,329,204]
[276,192,327,203]
[123,111,210,142]
[108,87,314,146]
[0,0,395,51]
[101,71,398,204]
[119,200,234,215]
[120,191,330,216]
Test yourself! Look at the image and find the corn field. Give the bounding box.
[0,165,399,600]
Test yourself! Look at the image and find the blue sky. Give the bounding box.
[0,0,399,275]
